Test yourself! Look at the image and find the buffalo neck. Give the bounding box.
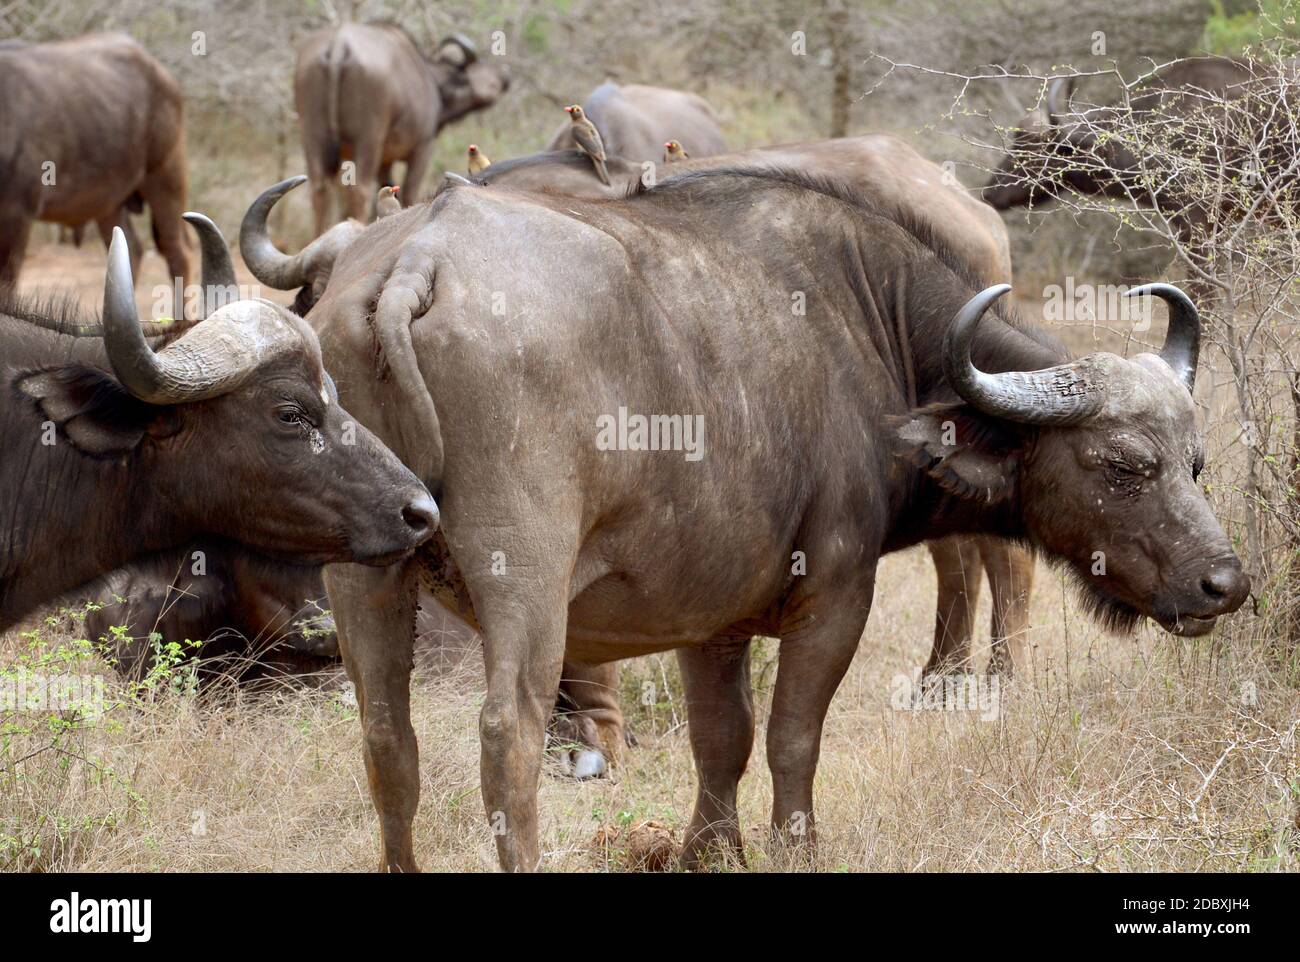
[881,258,1070,552]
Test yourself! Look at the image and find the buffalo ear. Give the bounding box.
[889,402,1027,502]
[16,365,178,457]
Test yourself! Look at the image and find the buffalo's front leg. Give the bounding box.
[767,589,873,851]
[324,559,421,872]
[677,638,753,868]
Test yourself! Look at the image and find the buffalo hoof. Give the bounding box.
[572,749,608,780]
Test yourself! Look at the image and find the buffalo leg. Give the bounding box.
[923,536,982,675]
[0,214,32,290]
[980,539,1034,675]
[553,660,624,778]
[767,584,873,850]
[96,209,143,283]
[140,143,192,316]
[324,559,421,872]
[677,637,753,868]
[306,156,333,237]
[400,138,436,206]
[343,141,382,223]
[453,520,576,872]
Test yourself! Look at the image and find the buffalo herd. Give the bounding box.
[0,23,1253,872]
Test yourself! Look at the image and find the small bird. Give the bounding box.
[376,185,401,218]
[664,140,689,162]
[565,104,610,186]
[467,144,491,175]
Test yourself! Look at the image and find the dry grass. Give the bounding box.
[4,546,1296,873]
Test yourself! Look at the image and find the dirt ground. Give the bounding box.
[15,236,296,317]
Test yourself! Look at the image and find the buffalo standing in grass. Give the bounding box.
[469,135,1037,771]
[242,169,1247,872]
[0,34,190,297]
[295,23,510,234]
[479,144,1032,614]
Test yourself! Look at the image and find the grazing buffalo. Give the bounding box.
[545,83,727,164]
[982,58,1263,260]
[0,34,190,297]
[0,222,436,634]
[295,23,510,234]
[242,170,1247,873]
[86,539,338,682]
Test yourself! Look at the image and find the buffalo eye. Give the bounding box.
[275,402,314,430]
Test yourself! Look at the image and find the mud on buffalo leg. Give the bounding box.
[767,579,874,853]
[923,536,983,675]
[324,560,421,872]
[980,538,1034,675]
[677,637,753,869]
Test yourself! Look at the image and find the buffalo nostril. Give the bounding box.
[401,495,439,540]
[1200,565,1248,605]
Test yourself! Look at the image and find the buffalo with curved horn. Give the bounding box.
[294,23,510,233]
[234,167,1248,874]
[0,223,437,632]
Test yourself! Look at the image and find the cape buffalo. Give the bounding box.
[242,170,1247,872]
[982,58,1266,265]
[0,34,190,300]
[545,83,727,164]
[85,538,338,682]
[295,23,510,234]
[475,136,1033,677]
[0,224,436,634]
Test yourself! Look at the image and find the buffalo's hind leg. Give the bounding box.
[453,518,576,872]
[924,536,982,676]
[553,660,625,779]
[324,559,421,872]
[980,538,1034,676]
[767,579,874,860]
[678,637,753,869]
[0,213,33,290]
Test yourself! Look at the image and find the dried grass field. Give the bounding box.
[3,0,1299,877]
[3,463,1296,872]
